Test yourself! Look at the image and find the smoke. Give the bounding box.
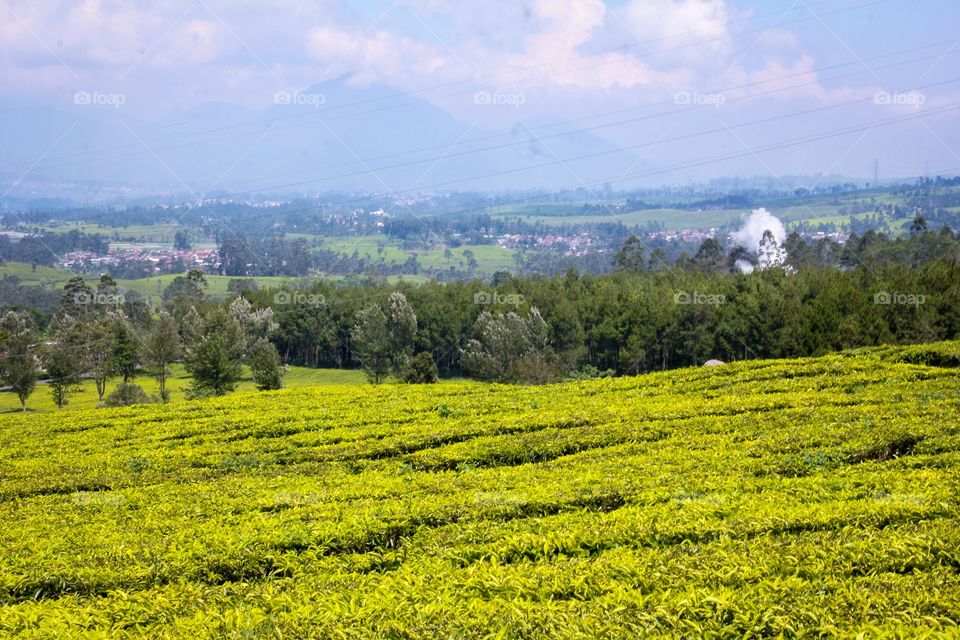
[731,208,787,271]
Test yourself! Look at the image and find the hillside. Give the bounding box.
[0,345,958,637]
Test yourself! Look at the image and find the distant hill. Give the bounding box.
[0,76,649,198]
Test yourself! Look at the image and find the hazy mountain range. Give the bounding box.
[0,76,650,203]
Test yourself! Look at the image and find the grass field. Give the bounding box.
[0,365,366,413]
[490,203,893,230]
[320,235,516,274]
[38,223,186,244]
[0,262,428,306]
[113,274,323,300]
[319,235,411,263]
[492,206,750,229]
[0,343,958,637]
[489,205,861,229]
[487,190,915,231]
[0,262,76,286]
[0,262,324,301]
[487,202,612,216]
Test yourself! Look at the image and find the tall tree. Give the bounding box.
[163,269,208,320]
[59,276,94,320]
[909,215,928,236]
[758,230,786,268]
[694,238,726,272]
[613,235,646,272]
[229,297,277,358]
[183,307,245,398]
[79,317,115,405]
[461,307,559,383]
[173,229,191,251]
[109,313,141,383]
[249,338,284,391]
[352,304,392,384]
[43,315,82,410]
[352,292,418,384]
[0,311,39,411]
[143,311,181,402]
[386,291,417,375]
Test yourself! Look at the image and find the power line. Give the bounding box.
[0,0,889,173]
[27,38,955,183]
[216,42,960,190]
[201,77,960,197]
[147,102,960,233]
[12,45,960,229]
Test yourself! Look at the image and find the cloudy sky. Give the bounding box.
[1,0,959,189]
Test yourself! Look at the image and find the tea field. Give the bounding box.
[0,344,959,638]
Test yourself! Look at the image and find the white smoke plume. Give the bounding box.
[734,259,755,274]
[731,208,787,271]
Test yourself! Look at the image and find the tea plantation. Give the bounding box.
[0,343,958,638]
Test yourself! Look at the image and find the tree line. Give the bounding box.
[0,230,108,267]
[0,274,286,410]
[2,227,959,410]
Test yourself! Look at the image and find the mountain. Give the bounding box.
[0,77,650,201]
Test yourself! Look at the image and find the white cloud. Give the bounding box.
[308,26,449,85]
[722,55,861,104]
[502,0,663,90]
[0,0,861,119]
[621,0,731,60]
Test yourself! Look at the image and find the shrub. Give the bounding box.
[402,352,439,384]
[566,365,615,381]
[104,383,154,407]
[510,351,565,385]
[249,339,285,391]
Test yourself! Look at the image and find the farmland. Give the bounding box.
[491,205,750,229]
[7,181,956,290]
[486,187,918,231]
[0,343,958,637]
[318,235,517,273]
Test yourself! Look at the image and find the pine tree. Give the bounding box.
[183,308,245,398]
[249,338,284,391]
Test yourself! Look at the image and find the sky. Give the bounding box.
[1,0,959,191]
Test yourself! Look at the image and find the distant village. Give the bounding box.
[50,226,850,277]
[58,247,221,274]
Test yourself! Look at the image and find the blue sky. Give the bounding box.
[1,0,958,185]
